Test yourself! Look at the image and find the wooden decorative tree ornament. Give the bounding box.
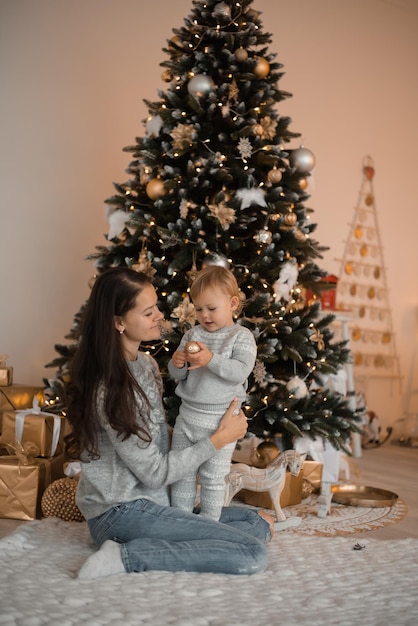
[224,448,304,530]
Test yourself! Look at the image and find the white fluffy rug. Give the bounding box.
[1,516,418,626]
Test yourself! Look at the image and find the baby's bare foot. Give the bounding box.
[258,510,275,539]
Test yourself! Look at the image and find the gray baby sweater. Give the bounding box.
[76,352,216,520]
[168,324,257,411]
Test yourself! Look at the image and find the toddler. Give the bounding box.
[168,265,257,520]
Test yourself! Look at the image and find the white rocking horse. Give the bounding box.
[224,449,304,531]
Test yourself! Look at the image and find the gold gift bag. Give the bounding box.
[0,456,47,520]
[0,450,65,520]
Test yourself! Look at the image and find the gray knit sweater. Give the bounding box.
[75,352,216,520]
[168,324,257,411]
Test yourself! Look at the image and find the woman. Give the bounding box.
[66,267,272,578]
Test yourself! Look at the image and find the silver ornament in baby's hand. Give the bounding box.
[185,341,201,354]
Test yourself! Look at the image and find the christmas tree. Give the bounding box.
[45,0,361,451]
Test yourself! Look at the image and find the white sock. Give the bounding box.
[77,540,125,579]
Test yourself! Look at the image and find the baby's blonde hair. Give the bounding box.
[190,265,245,316]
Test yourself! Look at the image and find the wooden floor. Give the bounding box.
[347,440,418,539]
[0,441,417,541]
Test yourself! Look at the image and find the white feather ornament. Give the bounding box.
[107,209,131,240]
[235,188,267,210]
[274,260,299,302]
[145,115,163,138]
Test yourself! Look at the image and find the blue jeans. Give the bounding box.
[87,499,270,575]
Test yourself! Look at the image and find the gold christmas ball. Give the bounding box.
[299,178,308,190]
[170,35,183,49]
[185,341,201,354]
[365,194,374,206]
[267,167,282,184]
[146,178,166,200]
[161,69,173,82]
[284,211,297,226]
[294,228,306,241]
[254,57,270,79]
[235,47,248,62]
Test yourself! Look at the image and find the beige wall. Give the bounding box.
[1,0,418,432]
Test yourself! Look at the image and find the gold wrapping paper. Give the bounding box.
[0,411,65,458]
[0,355,13,387]
[0,366,13,387]
[0,384,44,432]
[238,470,304,509]
[0,453,65,520]
[302,460,323,491]
[47,453,66,484]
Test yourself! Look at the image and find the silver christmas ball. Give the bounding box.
[286,376,308,399]
[187,74,214,98]
[185,341,201,354]
[289,147,316,174]
[213,2,231,20]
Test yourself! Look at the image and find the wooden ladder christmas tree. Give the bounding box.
[335,157,401,392]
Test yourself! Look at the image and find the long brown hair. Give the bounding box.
[65,268,153,460]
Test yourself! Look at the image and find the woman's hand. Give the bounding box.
[210,398,248,450]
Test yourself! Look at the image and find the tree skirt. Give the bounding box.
[276,494,408,536]
[1,516,417,626]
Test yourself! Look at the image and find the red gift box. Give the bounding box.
[305,274,338,310]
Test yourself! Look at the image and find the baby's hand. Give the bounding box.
[187,342,213,370]
[172,350,187,369]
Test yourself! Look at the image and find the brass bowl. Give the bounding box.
[331,484,399,507]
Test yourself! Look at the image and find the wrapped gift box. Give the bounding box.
[0,453,65,520]
[302,460,323,492]
[0,384,44,432]
[304,274,338,310]
[0,407,65,458]
[237,470,304,509]
[0,365,13,386]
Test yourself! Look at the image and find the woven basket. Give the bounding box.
[41,477,84,522]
